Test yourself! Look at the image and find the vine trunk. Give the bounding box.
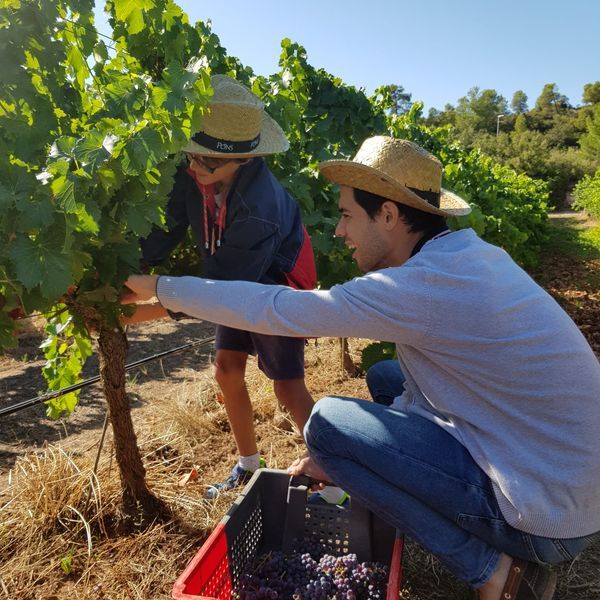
[97,326,167,523]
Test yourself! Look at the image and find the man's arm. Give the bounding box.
[123,271,427,345]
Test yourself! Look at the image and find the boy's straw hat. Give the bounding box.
[319,136,471,217]
[184,75,289,158]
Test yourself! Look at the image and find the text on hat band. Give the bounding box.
[192,130,261,154]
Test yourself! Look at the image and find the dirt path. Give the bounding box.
[531,211,599,356]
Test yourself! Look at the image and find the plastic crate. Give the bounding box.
[172,469,404,599]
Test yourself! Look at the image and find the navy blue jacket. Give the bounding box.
[141,158,316,289]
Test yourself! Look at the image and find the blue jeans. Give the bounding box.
[304,360,598,587]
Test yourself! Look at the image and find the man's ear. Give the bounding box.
[380,201,399,229]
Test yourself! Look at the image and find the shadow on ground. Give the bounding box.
[0,318,215,475]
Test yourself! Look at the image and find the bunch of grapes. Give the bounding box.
[232,546,389,599]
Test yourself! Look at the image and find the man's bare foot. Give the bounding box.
[477,553,512,600]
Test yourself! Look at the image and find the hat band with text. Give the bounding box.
[408,186,440,208]
[192,131,261,153]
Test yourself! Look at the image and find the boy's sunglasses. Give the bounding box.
[185,153,232,174]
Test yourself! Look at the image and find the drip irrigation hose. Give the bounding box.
[0,335,215,418]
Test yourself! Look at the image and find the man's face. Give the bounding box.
[335,186,393,273]
[186,153,246,186]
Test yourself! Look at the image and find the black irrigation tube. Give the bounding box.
[0,335,215,418]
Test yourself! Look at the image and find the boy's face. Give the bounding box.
[335,186,393,273]
[186,153,248,186]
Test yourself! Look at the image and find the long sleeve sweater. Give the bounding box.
[156,228,600,539]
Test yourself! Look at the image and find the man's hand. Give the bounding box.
[122,275,160,304]
[287,453,331,487]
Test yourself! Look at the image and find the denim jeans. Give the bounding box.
[304,359,598,587]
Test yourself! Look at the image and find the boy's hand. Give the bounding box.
[122,302,169,325]
[122,275,159,304]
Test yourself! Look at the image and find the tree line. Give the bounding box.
[383,82,600,208]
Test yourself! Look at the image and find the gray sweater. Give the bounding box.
[157,228,600,538]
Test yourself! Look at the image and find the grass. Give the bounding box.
[532,212,600,300]
[544,213,600,260]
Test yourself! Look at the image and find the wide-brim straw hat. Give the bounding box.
[319,136,471,217]
[183,74,289,158]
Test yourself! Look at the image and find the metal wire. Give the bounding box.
[0,335,215,418]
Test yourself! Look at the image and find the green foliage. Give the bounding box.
[424,82,598,206]
[511,90,528,114]
[583,82,600,106]
[372,84,412,116]
[455,87,508,134]
[446,154,549,267]
[41,310,92,418]
[59,547,76,575]
[0,0,215,416]
[540,216,600,263]
[573,169,600,219]
[360,341,397,373]
[534,83,571,112]
[252,39,386,286]
[580,104,600,160]
[472,128,595,204]
[545,148,599,202]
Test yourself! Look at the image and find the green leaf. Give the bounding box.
[8,221,73,300]
[113,0,148,35]
[120,128,164,175]
[49,137,77,161]
[72,132,113,175]
[8,236,43,291]
[123,199,160,237]
[66,44,87,89]
[360,342,397,372]
[160,61,202,113]
[93,40,109,63]
[15,196,54,230]
[0,166,38,212]
[50,175,77,213]
[0,313,17,349]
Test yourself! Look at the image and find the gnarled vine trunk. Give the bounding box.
[97,326,166,521]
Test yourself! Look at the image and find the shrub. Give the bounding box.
[572,170,600,219]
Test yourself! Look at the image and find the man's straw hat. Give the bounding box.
[319,136,471,217]
[184,75,289,158]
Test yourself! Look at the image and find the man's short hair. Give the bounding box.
[353,188,447,233]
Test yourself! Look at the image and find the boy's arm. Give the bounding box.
[140,165,192,268]
[122,302,169,325]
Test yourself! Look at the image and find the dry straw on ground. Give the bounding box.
[1,337,599,599]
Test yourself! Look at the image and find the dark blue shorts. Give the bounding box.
[215,325,305,381]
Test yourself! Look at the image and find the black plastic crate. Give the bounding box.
[173,469,404,599]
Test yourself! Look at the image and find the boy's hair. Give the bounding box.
[353,188,447,233]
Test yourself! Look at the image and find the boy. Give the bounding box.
[131,75,320,499]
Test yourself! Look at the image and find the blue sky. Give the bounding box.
[94,0,600,112]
